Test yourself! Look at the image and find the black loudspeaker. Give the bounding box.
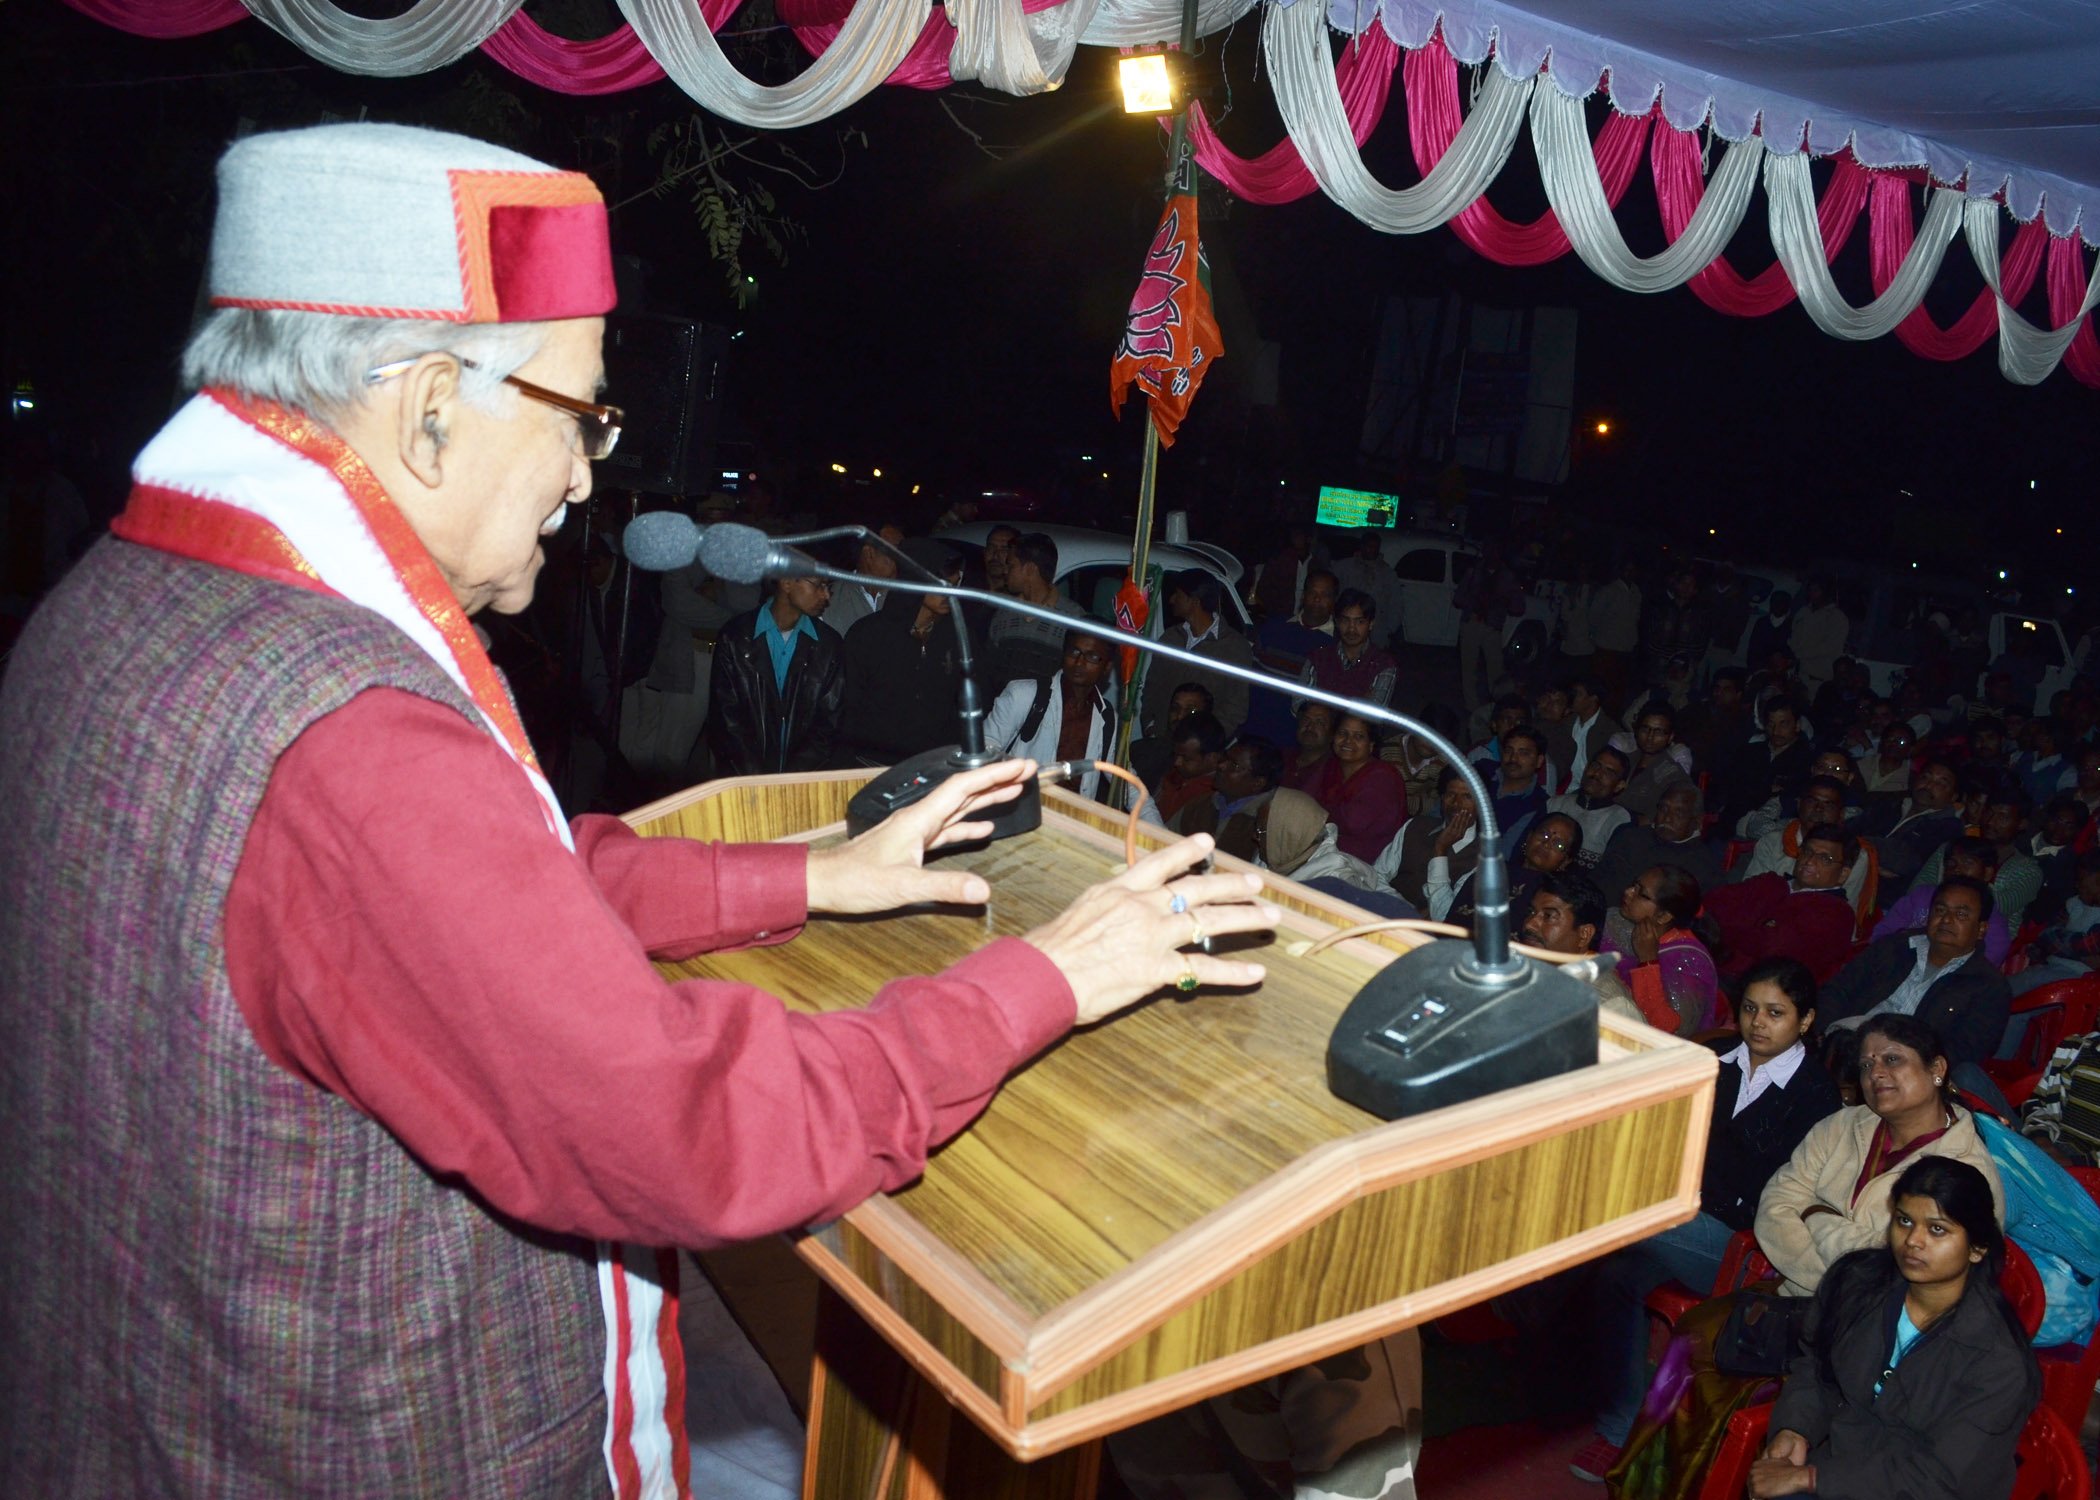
[597,315,726,496]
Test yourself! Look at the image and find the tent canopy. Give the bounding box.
[60,0,2100,383]
[1371,0,2100,235]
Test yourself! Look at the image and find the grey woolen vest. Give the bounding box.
[0,538,605,1497]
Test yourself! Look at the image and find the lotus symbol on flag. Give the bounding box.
[1117,208,1188,363]
[1108,192,1223,446]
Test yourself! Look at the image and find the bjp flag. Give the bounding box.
[1109,192,1223,446]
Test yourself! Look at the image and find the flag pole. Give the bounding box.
[1115,0,1203,780]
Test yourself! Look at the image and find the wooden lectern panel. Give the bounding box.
[628,772,1716,1461]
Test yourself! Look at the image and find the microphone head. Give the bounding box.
[697,522,777,585]
[622,510,702,571]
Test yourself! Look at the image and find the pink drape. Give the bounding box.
[480,12,667,94]
[2049,233,2100,384]
[1869,173,2046,361]
[1184,28,1399,205]
[777,0,955,88]
[60,0,244,39]
[1653,129,1868,316]
[1406,34,1649,265]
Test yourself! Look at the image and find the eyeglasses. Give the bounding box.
[365,356,623,461]
[1065,646,1109,666]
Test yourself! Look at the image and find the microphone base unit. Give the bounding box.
[846,746,1044,841]
[1325,940,1599,1120]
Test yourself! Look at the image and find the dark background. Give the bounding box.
[5,0,2096,595]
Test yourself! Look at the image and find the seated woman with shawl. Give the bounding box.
[1750,1156,2037,1499]
[1600,863,1721,1036]
[1255,788,1417,920]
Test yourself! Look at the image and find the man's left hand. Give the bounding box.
[805,760,1034,915]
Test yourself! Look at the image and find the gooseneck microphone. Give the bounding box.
[698,525,1524,972]
[698,521,1601,1120]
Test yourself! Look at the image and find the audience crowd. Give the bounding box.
[625,510,2100,1499]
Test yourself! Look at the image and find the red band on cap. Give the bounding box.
[487,202,616,321]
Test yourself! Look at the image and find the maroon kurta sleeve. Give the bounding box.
[224,688,1076,1248]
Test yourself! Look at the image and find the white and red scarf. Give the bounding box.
[115,389,688,1500]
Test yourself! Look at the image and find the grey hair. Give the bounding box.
[180,307,552,424]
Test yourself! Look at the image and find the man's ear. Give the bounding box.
[393,353,464,489]
[1575,922,1597,952]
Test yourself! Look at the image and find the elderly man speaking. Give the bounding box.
[0,124,1275,1498]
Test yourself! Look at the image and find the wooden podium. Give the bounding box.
[628,771,1717,1498]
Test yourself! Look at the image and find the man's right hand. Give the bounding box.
[1433,806,1475,857]
[1025,835,1277,1025]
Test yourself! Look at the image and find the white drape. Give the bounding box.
[1532,81,1761,295]
[1267,0,1528,235]
[947,0,1104,95]
[1077,0,1261,48]
[242,0,521,76]
[1765,152,1963,342]
[1962,198,2100,387]
[618,0,932,129]
[213,0,2100,382]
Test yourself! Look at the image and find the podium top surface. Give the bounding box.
[630,770,1714,1455]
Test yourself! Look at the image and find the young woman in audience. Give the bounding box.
[1600,863,1720,1035]
[1310,712,1408,863]
[1570,959,1841,1479]
[1749,1156,2039,1499]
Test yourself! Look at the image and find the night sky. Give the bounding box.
[5,0,2095,594]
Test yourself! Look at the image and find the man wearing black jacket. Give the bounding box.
[705,576,847,775]
[1820,877,2011,1076]
[839,543,976,766]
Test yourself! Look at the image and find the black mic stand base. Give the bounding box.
[1325,939,1599,1119]
[845,746,1044,841]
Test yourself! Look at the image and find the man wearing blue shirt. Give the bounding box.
[706,576,847,775]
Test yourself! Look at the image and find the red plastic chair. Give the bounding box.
[1692,1256,2057,1500]
[2006,1239,2049,1339]
[1988,1001,2075,1109]
[1694,1403,1771,1500]
[1721,837,1756,873]
[1696,1401,2091,1500]
[2014,1403,2096,1500]
[2021,974,2100,1038]
[1988,974,2100,1107]
[1644,1229,1775,1331]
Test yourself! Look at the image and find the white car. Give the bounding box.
[935,521,1252,631]
[1369,530,1555,666]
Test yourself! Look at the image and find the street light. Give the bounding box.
[1594,420,1611,437]
[1119,51,1179,113]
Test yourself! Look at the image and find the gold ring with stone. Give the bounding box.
[1175,961,1200,994]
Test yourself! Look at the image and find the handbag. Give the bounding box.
[1712,1290,1812,1377]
